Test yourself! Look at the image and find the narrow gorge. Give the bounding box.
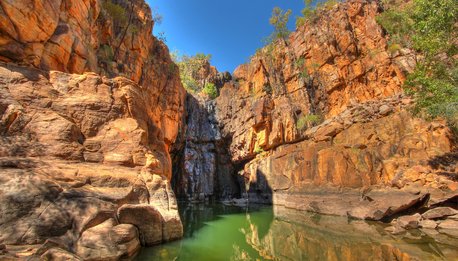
[0,0,456,260]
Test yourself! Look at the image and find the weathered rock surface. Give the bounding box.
[0,0,186,149]
[238,99,456,218]
[0,45,184,259]
[0,0,157,84]
[215,0,415,163]
[75,219,140,260]
[211,0,457,225]
[172,94,239,201]
[422,207,458,220]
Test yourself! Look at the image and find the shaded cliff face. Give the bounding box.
[214,0,457,220]
[172,59,240,201]
[0,0,186,259]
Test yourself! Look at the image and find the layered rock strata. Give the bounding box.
[215,0,457,224]
[172,94,239,201]
[0,0,186,259]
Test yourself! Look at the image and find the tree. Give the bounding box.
[268,7,292,42]
[377,0,458,133]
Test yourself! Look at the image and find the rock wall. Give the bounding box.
[215,0,457,221]
[172,94,239,201]
[0,0,185,148]
[215,0,415,163]
[0,0,186,259]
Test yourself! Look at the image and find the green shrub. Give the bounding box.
[296,0,341,28]
[296,114,322,130]
[376,9,413,48]
[377,0,457,133]
[102,1,127,26]
[175,53,213,94]
[99,44,114,61]
[387,43,401,54]
[263,84,272,94]
[268,7,292,42]
[202,83,218,99]
[254,146,265,154]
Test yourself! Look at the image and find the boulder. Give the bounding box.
[419,219,437,229]
[396,214,422,229]
[378,105,392,115]
[117,204,163,246]
[75,219,140,260]
[437,220,458,238]
[422,207,458,220]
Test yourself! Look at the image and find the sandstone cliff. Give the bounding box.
[214,0,457,224]
[0,0,185,259]
[170,57,239,201]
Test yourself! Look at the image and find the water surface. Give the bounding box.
[135,203,458,260]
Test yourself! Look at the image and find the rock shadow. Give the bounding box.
[239,168,273,205]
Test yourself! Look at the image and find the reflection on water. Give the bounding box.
[135,203,458,261]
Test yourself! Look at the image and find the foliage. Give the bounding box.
[296,0,341,28]
[156,32,167,43]
[263,83,272,94]
[152,10,163,25]
[254,146,265,154]
[377,0,458,133]
[99,44,114,61]
[296,114,322,130]
[102,1,127,26]
[202,83,218,99]
[128,25,139,34]
[174,53,217,96]
[375,9,413,47]
[295,57,310,80]
[266,7,292,44]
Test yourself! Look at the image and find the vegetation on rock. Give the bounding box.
[296,114,322,130]
[296,0,341,28]
[102,0,127,26]
[173,52,220,99]
[377,0,458,133]
[202,83,218,99]
[267,7,292,43]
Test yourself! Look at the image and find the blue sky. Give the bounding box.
[146,0,305,73]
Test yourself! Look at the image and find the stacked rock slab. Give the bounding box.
[0,0,185,259]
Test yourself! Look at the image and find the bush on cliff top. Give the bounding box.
[377,0,458,133]
[268,7,292,43]
[173,53,220,99]
[296,0,342,28]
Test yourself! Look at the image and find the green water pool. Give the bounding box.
[135,203,458,261]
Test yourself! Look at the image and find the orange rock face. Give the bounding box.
[215,0,456,220]
[0,0,185,258]
[215,0,416,163]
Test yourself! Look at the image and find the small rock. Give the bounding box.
[438,220,458,237]
[378,105,392,115]
[0,244,5,250]
[397,213,421,229]
[419,219,437,229]
[437,219,458,230]
[384,225,406,235]
[422,207,458,220]
[448,214,458,221]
